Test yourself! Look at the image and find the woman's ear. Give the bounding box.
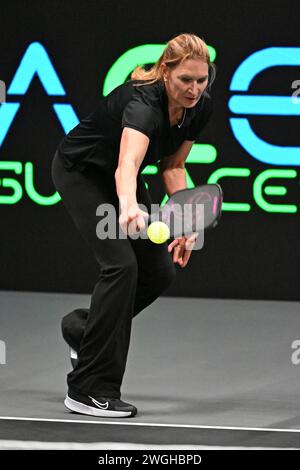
[160,62,168,82]
[207,63,217,90]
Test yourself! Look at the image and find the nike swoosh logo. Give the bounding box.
[89,396,109,410]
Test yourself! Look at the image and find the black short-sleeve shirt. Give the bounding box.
[56,79,213,175]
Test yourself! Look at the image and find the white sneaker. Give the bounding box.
[65,389,137,418]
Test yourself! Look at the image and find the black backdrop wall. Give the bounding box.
[0,0,300,300]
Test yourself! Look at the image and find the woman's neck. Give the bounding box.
[163,82,185,125]
[168,104,185,126]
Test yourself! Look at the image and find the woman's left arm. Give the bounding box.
[158,140,198,268]
[158,140,194,194]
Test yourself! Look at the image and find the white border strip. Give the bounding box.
[0,416,300,433]
[0,440,297,450]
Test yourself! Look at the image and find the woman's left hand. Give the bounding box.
[167,233,198,268]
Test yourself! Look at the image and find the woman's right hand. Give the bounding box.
[119,204,149,236]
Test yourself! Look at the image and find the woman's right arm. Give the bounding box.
[115,127,150,234]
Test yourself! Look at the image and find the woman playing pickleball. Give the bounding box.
[51,32,215,417]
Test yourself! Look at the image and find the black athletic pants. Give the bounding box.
[51,152,176,398]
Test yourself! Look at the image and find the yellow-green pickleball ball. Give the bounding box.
[147,221,170,244]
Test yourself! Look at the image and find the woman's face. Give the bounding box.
[162,58,209,108]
